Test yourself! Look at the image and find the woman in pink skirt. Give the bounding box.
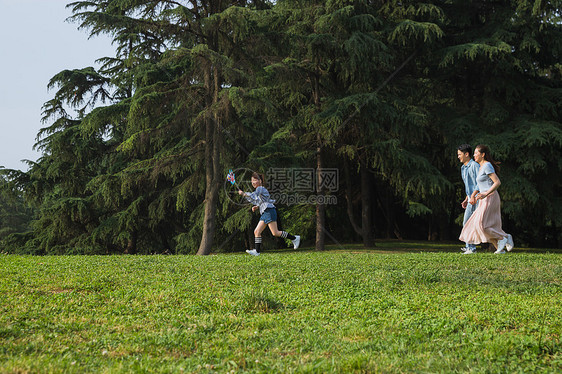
[459,145,514,254]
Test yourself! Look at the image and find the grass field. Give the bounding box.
[1,242,561,373]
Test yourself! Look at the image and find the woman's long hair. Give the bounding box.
[476,144,501,173]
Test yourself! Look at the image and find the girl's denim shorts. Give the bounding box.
[260,207,277,224]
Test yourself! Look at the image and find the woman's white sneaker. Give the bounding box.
[506,234,514,251]
[497,236,508,251]
[246,249,260,256]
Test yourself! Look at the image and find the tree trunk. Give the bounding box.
[377,185,402,240]
[313,66,325,251]
[360,160,375,247]
[315,135,325,251]
[124,230,137,254]
[197,64,222,255]
[198,180,219,255]
[344,160,362,236]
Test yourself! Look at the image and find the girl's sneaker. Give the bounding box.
[494,248,506,254]
[292,235,301,249]
[246,249,260,256]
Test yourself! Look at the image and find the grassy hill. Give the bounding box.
[1,242,560,373]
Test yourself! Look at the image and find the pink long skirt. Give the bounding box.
[459,191,506,249]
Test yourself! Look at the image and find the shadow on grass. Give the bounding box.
[242,289,284,313]
[264,239,562,255]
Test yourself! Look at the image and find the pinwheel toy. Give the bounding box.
[226,169,236,185]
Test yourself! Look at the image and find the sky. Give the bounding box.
[0,0,115,171]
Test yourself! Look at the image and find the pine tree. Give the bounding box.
[257,0,452,248]
[16,67,115,254]
[66,0,275,254]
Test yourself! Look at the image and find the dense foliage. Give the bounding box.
[1,0,561,254]
[0,176,34,251]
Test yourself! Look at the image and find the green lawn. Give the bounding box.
[1,243,561,373]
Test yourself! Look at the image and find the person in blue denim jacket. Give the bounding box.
[457,144,480,253]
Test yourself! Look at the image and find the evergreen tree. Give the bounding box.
[32,69,116,253]
[66,0,275,254]
[258,0,452,248]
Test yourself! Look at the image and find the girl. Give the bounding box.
[459,145,514,254]
[238,172,300,256]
